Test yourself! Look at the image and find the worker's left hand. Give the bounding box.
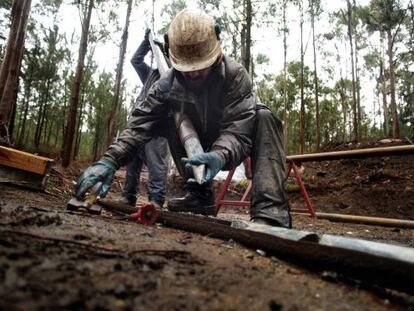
[75,157,117,199]
[183,152,225,183]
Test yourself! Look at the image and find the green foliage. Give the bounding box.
[1,0,413,162]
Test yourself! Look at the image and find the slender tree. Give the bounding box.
[310,0,321,150]
[0,0,32,143]
[299,0,305,154]
[345,0,359,142]
[360,0,407,139]
[241,0,252,73]
[62,0,94,167]
[282,0,288,148]
[107,0,132,147]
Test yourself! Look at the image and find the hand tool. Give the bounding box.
[66,182,103,214]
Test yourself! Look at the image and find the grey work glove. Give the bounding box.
[75,157,117,199]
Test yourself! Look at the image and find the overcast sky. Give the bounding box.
[2,0,408,122]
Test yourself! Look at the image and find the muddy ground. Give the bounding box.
[0,141,414,310]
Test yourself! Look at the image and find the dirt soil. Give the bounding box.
[1,140,414,310]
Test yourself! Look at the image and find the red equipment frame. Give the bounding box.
[215,158,316,217]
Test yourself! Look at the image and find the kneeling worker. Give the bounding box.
[75,9,291,228]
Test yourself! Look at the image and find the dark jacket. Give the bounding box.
[130,38,160,104]
[106,55,257,170]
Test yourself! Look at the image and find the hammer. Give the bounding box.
[66,182,103,215]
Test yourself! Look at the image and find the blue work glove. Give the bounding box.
[183,151,225,184]
[75,157,117,199]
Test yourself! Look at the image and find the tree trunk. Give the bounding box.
[62,0,94,167]
[346,0,358,142]
[17,78,31,146]
[387,29,399,139]
[34,83,46,148]
[311,0,320,151]
[353,0,361,141]
[38,79,51,148]
[0,0,23,100]
[282,0,288,149]
[0,0,32,142]
[336,43,348,142]
[107,0,132,147]
[74,91,85,159]
[241,0,252,73]
[93,120,101,161]
[299,0,305,154]
[379,58,388,137]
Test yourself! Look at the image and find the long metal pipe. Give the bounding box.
[287,145,414,163]
[146,29,205,184]
[293,211,414,229]
[157,211,414,294]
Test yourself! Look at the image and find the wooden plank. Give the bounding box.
[287,145,414,163]
[0,165,49,190]
[0,146,53,175]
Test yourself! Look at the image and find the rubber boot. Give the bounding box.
[167,181,216,216]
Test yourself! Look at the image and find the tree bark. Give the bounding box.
[299,0,305,154]
[346,0,358,142]
[0,0,32,142]
[379,57,388,137]
[62,0,94,167]
[353,0,361,141]
[311,0,320,151]
[282,0,288,149]
[387,29,399,139]
[74,91,85,158]
[16,75,31,146]
[107,0,132,147]
[242,0,252,73]
[0,0,23,100]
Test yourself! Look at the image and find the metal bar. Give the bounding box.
[241,180,252,202]
[287,145,414,163]
[215,168,236,210]
[292,211,414,229]
[291,161,316,217]
[157,211,414,294]
[217,200,251,207]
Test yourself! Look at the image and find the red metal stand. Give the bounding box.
[215,158,252,210]
[215,158,316,218]
[285,160,316,217]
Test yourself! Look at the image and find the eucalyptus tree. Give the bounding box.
[298,0,306,153]
[107,0,133,148]
[257,61,314,154]
[309,0,322,150]
[360,0,408,139]
[344,0,359,142]
[0,0,32,143]
[261,0,290,147]
[62,0,94,167]
[159,0,186,35]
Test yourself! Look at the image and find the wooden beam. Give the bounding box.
[0,166,49,190]
[0,146,53,175]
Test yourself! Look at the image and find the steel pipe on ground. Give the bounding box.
[292,211,414,229]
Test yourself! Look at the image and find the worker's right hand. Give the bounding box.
[75,157,117,200]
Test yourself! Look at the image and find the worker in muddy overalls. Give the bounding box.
[118,30,168,209]
[75,9,291,228]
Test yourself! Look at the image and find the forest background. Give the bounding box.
[0,0,413,167]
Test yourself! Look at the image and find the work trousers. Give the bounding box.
[123,136,168,203]
[159,106,290,227]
